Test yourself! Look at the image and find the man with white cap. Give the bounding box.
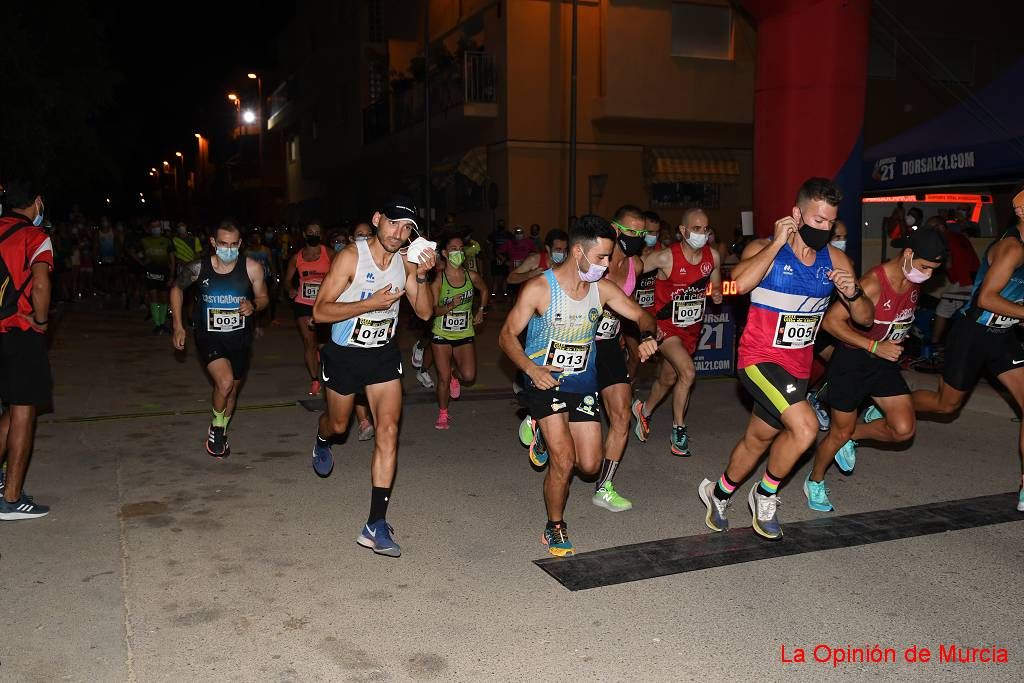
[309,195,436,557]
[913,188,1024,512]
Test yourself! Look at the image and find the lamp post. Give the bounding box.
[247,72,265,214]
[227,93,241,138]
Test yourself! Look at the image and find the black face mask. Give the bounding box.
[798,224,831,252]
[618,234,646,257]
[304,234,321,247]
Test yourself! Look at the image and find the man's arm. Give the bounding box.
[403,249,437,321]
[171,260,201,350]
[732,216,798,294]
[976,240,1024,320]
[823,271,878,351]
[506,252,543,285]
[599,280,660,362]
[498,277,551,378]
[641,247,672,278]
[28,262,51,331]
[246,257,270,312]
[709,249,723,304]
[312,247,402,324]
[829,248,875,326]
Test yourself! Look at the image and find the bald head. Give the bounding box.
[681,208,707,228]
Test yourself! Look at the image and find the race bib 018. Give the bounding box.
[986,313,1021,329]
[302,281,320,300]
[671,290,706,328]
[544,339,591,375]
[773,312,822,348]
[207,308,244,333]
[595,312,621,340]
[349,316,397,347]
[442,310,469,332]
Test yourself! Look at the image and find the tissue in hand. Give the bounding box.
[406,237,437,264]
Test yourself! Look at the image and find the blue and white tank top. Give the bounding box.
[523,270,603,393]
[331,238,408,348]
[965,231,1024,331]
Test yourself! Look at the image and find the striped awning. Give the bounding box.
[646,147,739,184]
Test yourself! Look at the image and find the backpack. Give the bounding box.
[0,221,32,320]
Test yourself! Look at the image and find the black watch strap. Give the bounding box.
[844,285,864,301]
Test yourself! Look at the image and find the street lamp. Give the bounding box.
[242,109,257,124]
[248,71,265,222]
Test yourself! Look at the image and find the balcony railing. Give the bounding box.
[363,51,496,143]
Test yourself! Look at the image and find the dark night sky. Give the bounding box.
[91,1,296,198]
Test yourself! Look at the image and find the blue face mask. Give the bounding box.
[551,249,567,264]
[33,202,44,227]
[643,234,657,248]
[216,246,240,263]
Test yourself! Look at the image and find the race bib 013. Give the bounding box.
[349,316,397,347]
[207,308,244,333]
[544,339,591,375]
[773,312,822,348]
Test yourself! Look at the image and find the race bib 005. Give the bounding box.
[595,311,621,340]
[671,289,706,328]
[442,310,469,332]
[545,339,591,374]
[773,312,822,348]
[207,308,244,333]
[349,316,397,347]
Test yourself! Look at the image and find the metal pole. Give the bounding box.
[568,0,579,223]
[424,3,432,234]
[257,77,264,223]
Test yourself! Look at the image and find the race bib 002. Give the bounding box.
[302,281,320,300]
[635,288,655,309]
[671,290,706,328]
[207,308,244,333]
[349,316,397,347]
[442,310,469,332]
[595,311,621,340]
[773,312,822,348]
[544,339,591,375]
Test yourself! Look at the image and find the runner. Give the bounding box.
[697,178,872,539]
[349,222,376,440]
[506,229,569,285]
[632,208,723,456]
[284,221,332,395]
[499,225,537,300]
[590,206,656,512]
[912,189,1024,512]
[622,211,662,382]
[171,220,269,458]
[310,196,435,557]
[140,220,176,334]
[804,228,947,511]
[429,231,489,429]
[499,215,658,556]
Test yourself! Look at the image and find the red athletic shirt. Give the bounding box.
[851,264,919,345]
[0,215,54,332]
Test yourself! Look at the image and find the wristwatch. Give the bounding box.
[843,285,864,302]
[415,274,427,284]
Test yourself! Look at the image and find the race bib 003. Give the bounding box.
[635,288,655,309]
[671,290,706,328]
[349,316,397,348]
[545,339,591,374]
[595,311,621,340]
[207,308,244,333]
[302,281,320,300]
[773,312,822,348]
[442,310,469,332]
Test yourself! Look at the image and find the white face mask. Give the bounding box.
[685,231,708,249]
[830,239,847,252]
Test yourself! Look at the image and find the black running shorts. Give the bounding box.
[195,332,252,380]
[826,344,910,413]
[596,338,630,390]
[943,316,1024,391]
[320,340,402,396]
[522,388,601,423]
[0,330,52,407]
[738,362,808,431]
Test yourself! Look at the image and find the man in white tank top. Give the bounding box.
[308,196,436,558]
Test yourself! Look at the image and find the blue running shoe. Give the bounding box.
[833,440,857,474]
[1017,488,1024,513]
[747,485,782,540]
[357,519,401,557]
[807,391,830,431]
[670,425,690,457]
[803,474,834,512]
[542,522,575,557]
[312,434,334,477]
[698,478,729,532]
[863,405,884,424]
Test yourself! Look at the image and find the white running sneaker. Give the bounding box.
[416,369,435,389]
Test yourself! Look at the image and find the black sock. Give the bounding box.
[316,433,330,447]
[596,459,620,491]
[713,472,740,502]
[546,519,565,530]
[757,468,784,497]
[368,486,392,524]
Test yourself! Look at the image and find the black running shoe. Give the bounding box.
[0,494,49,520]
[206,426,229,458]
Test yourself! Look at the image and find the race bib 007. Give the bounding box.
[442,310,469,332]
[349,316,397,347]
[545,339,591,374]
[773,312,822,348]
[207,308,244,333]
[595,311,621,340]
[671,290,706,328]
